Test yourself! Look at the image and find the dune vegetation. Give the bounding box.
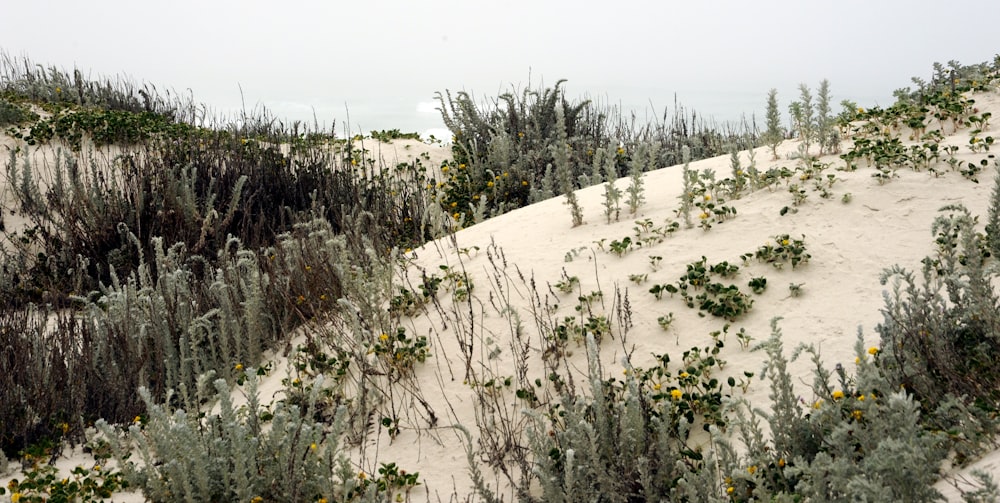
[2,52,1000,501]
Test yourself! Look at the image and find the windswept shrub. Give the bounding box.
[97,374,419,503]
[875,204,1000,444]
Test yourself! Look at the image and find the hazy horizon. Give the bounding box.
[3,1,999,139]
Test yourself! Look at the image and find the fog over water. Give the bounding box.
[3,0,999,140]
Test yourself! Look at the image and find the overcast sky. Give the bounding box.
[3,1,999,139]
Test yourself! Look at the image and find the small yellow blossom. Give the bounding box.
[703,194,711,201]
[652,383,662,391]
[868,346,879,355]
[679,372,689,378]
[517,132,524,138]
[852,409,863,420]
[813,400,823,409]
[857,107,865,114]
[616,147,625,155]
[487,181,494,188]
[832,390,845,400]
[12,493,23,503]
[855,357,861,364]
[450,201,458,208]
[727,486,734,494]
[781,239,790,246]
[358,471,367,480]
[319,499,328,503]
[380,333,389,342]
[522,180,528,186]
[351,158,358,166]
[699,212,709,220]
[235,363,243,372]
[748,465,757,475]
[459,163,466,169]
[670,389,683,400]
[292,378,301,386]
[310,442,318,452]
[857,394,865,401]
[441,165,449,173]
[134,415,142,423]
[93,464,101,472]
[778,458,786,468]
[56,87,62,93]
[251,497,264,503]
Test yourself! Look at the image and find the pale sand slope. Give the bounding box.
[2,89,999,501]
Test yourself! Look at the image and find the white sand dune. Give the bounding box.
[2,88,999,501]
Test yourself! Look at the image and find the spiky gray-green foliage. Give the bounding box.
[553,106,584,226]
[626,143,656,214]
[986,163,1000,258]
[97,374,409,503]
[789,83,816,156]
[875,204,1000,457]
[598,147,622,223]
[763,88,784,160]
[816,79,839,154]
[433,79,758,224]
[679,145,695,228]
[521,336,700,502]
[721,320,947,502]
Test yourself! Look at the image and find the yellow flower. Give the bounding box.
[380,333,389,342]
[502,172,509,178]
[857,394,865,401]
[487,181,494,188]
[56,87,62,93]
[459,163,466,169]
[778,458,786,468]
[854,356,860,364]
[857,107,865,114]
[310,442,318,452]
[616,147,625,155]
[450,201,458,208]
[679,372,689,378]
[351,158,358,166]
[727,486,734,494]
[292,378,301,386]
[832,390,845,400]
[652,383,661,391]
[517,132,524,138]
[699,212,709,220]
[521,180,528,186]
[235,363,243,372]
[134,415,142,423]
[868,346,878,355]
[813,400,823,409]
[319,499,328,503]
[852,409,863,420]
[251,497,264,503]
[12,493,22,503]
[748,465,757,475]
[93,464,101,472]
[781,239,790,246]
[358,471,367,480]
[703,194,711,201]
[670,389,683,400]
[441,166,449,173]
